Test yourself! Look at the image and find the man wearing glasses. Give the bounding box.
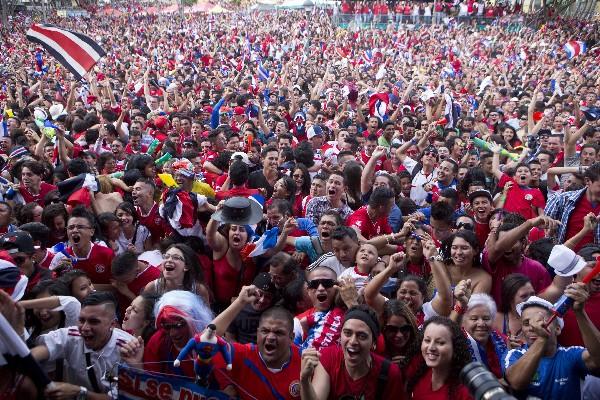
[49,207,115,290]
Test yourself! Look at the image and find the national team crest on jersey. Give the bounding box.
[95,264,105,273]
[289,380,300,397]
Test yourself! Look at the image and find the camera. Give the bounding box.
[460,362,516,400]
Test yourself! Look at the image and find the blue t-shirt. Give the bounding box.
[503,345,588,399]
[295,236,319,263]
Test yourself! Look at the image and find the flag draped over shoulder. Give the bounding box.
[26,24,106,80]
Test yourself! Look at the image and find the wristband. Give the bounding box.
[453,303,467,315]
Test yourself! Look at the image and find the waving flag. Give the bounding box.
[563,41,587,59]
[26,24,106,81]
[257,62,270,81]
[369,93,389,122]
[362,49,373,64]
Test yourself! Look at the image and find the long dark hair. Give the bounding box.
[500,273,532,314]
[382,299,418,363]
[164,243,205,290]
[405,316,471,396]
[25,280,69,346]
[293,163,311,196]
[441,230,482,268]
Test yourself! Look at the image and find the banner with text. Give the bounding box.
[117,364,230,400]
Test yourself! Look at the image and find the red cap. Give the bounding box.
[203,106,213,113]
[155,116,168,129]
[233,106,245,116]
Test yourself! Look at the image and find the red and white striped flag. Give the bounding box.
[26,24,106,81]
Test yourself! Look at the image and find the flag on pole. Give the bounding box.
[563,41,587,59]
[26,24,106,81]
[257,62,270,81]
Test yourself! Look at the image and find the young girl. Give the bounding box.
[115,201,152,254]
[269,176,297,206]
[339,243,380,292]
[57,270,95,301]
[122,294,157,343]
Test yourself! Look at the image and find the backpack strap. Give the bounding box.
[310,236,324,257]
[375,358,391,400]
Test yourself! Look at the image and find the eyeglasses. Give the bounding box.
[160,321,187,330]
[456,222,474,231]
[163,253,185,262]
[306,278,336,290]
[384,324,412,336]
[67,224,92,231]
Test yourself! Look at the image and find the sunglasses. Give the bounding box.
[160,321,187,330]
[410,233,423,241]
[306,278,336,290]
[456,222,474,231]
[384,324,412,335]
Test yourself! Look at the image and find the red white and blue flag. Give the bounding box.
[563,41,587,59]
[369,93,389,122]
[26,24,106,81]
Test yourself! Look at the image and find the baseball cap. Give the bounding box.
[252,272,277,295]
[0,250,28,301]
[307,125,324,140]
[233,106,245,116]
[515,295,563,329]
[0,231,35,255]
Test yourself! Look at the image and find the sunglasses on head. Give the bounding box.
[306,278,336,290]
[410,233,422,241]
[384,324,412,335]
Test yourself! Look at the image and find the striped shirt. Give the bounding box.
[544,187,600,244]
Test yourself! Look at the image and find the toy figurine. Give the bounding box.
[174,323,232,386]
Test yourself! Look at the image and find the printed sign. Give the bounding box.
[118,364,230,400]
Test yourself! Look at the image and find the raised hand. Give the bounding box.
[300,348,320,382]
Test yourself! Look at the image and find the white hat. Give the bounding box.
[516,296,563,329]
[548,245,587,277]
[49,103,67,121]
[230,152,251,166]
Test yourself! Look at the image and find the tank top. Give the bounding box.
[212,254,256,305]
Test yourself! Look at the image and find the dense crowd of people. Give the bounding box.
[0,3,599,399]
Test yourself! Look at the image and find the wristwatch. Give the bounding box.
[428,254,444,262]
[77,386,88,400]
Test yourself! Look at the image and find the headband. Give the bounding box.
[343,308,380,339]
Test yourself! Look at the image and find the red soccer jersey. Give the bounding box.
[319,345,405,400]
[216,343,301,400]
[38,250,55,269]
[53,243,115,284]
[136,203,168,245]
[498,174,545,220]
[405,355,472,400]
[565,194,600,252]
[360,151,385,171]
[128,265,161,296]
[346,206,392,240]
[19,182,57,206]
